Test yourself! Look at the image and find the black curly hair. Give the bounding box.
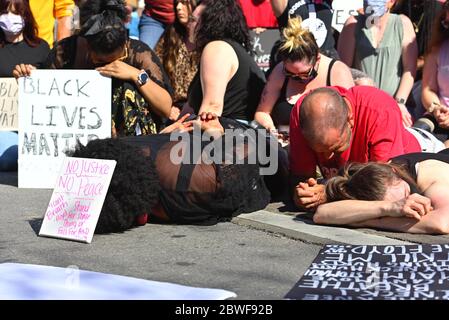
[78,0,128,54]
[69,138,160,234]
[194,0,252,53]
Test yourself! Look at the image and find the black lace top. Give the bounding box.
[121,118,271,224]
[44,36,173,136]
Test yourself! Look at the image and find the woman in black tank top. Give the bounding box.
[254,17,353,134]
[314,149,449,235]
[186,0,266,122]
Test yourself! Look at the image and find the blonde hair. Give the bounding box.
[278,17,319,63]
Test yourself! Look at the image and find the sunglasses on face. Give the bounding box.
[92,45,128,67]
[283,63,318,82]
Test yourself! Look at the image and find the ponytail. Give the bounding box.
[277,17,319,63]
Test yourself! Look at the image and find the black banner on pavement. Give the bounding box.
[286,244,449,300]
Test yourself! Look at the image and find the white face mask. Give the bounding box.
[0,12,25,36]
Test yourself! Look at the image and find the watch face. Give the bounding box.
[139,72,149,84]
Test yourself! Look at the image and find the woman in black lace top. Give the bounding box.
[13,0,173,136]
[70,115,271,233]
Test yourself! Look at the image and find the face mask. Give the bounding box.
[363,0,388,17]
[0,12,25,36]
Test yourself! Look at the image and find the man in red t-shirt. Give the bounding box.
[289,86,421,210]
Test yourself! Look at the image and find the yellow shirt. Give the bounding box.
[30,0,75,48]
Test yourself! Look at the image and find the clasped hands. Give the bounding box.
[293,178,326,210]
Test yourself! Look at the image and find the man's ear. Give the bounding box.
[347,114,354,129]
[344,97,354,128]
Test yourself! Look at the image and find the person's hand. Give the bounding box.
[389,193,433,220]
[398,103,413,127]
[293,178,326,210]
[12,64,36,79]
[160,113,194,134]
[96,60,139,82]
[254,27,266,34]
[198,111,219,121]
[196,112,224,139]
[434,106,449,129]
[169,106,181,122]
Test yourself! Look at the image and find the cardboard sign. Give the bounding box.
[39,157,116,243]
[250,29,280,72]
[332,0,362,33]
[18,70,111,188]
[286,244,449,300]
[0,78,18,131]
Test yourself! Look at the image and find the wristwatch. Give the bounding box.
[137,70,149,86]
[395,97,406,105]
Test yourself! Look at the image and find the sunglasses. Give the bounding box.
[92,45,128,68]
[283,63,318,82]
[117,44,128,61]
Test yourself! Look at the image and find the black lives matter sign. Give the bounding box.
[286,244,449,300]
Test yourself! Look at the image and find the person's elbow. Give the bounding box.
[425,215,449,235]
[313,205,331,225]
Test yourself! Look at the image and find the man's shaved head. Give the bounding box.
[299,87,350,146]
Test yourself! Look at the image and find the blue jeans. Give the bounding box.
[138,14,166,49]
[0,131,18,171]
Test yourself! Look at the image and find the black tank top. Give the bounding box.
[188,39,266,121]
[391,149,449,183]
[271,59,337,126]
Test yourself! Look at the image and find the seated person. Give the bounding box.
[69,115,271,233]
[186,0,266,123]
[338,0,418,127]
[14,0,173,136]
[0,0,50,171]
[254,17,353,135]
[155,0,199,121]
[314,149,449,235]
[419,0,449,145]
[289,86,445,211]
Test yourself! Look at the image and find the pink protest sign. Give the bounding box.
[39,157,116,243]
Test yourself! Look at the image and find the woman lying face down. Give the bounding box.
[69,117,271,233]
[314,150,449,234]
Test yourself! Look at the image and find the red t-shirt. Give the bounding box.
[239,0,278,28]
[289,86,421,179]
[144,0,175,25]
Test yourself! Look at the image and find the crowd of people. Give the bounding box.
[2,0,449,236]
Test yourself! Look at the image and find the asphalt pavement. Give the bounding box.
[1,170,449,300]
